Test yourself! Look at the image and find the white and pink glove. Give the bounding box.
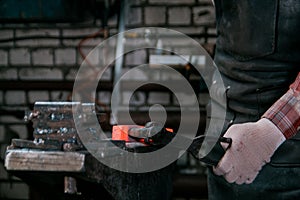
[213,118,286,184]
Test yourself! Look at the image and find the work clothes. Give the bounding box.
[208,0,300,199]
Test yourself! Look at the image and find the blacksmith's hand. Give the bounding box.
[213,118,285,184]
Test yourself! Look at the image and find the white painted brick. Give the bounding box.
[0,183,29,199]
[19,68,63,80]
[10,125,28,139]
[161,35,194,46]
[50,91,71,101]
[121,67,148,80]
[63,28,100,37]
[172,27,205,35]
[207,28,217,43]
[98,91,111,104]
[5,91,26,105]
[145,7,166,25]
[197,37,206,43]
[16,29,59,37]
[50,91,62,100]
[66,68,78,80]
[0,50,8,66]
[55,48,76,65]
[11,127,27,143]
[63,37,102,47]
[62,38,81,46]
[16,29,60,46]
[70,66,106,82]
[198,92,210,106]
[193,6,215,25]
[0,30,14,46]
[125,49,147,65]
[77,47,93,65]
[207,37,216,43]
[17,39,60,47]
[0,30,13,39]
[126,7,142,25]
[0,68,18,79]
[62,28,102,46]
[169,7,191,25]
[148,92,170,105]
[149,0,195,4]
[0,126,5,142]
[162,70,187,81]
[124,38,152,49]
[66,68,112,81]
[9,48,31,65]
[63,28,100,46]
[77,47,100,66]
[74,61,112,81]
[173,93,198,106]
[32,49,53,66]
[108,15,118,27]
[122,91,146,106]
[0,91,2,104]
[208,28,217,35]
[171,47,195,55]
[28,91,49,103]
[101,67,112,80]
[0,116,23,123]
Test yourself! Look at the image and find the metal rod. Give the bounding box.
[112,0,127,124]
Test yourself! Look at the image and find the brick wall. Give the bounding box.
[0,1,216,199]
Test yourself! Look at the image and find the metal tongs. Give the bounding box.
[128,122,232,166]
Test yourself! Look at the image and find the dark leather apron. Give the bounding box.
[208,0,300,199]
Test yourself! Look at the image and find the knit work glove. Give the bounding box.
[213,118,286,184]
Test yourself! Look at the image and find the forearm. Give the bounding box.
[262,72,300,139]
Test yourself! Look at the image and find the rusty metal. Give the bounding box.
[25,101,96,150]
[8,139,60,150]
